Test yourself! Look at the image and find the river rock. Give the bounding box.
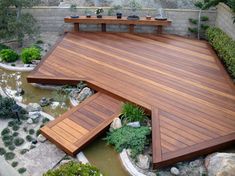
[170,167,180,175]
[77,87,92,102]
[29,112,41,119]
[26,103,42,112]
[27,118,33,124]
[110,118,122,131]
[136,154,150,170]
[205,153,235,176]
[37,134,47,143]
[127,121,140,128]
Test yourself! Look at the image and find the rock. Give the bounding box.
[127,121,140,128]
[27,118,33,124]
[60,159,70,165]
[126,149,132,156]
[136,154,150,170]
[170,167,180,175]
[29,112,41,119]
[189,159,203,168]
[26,103,42,112]
[39,97,50,107]
[77,87,92,102]
[32,140,38,145]
[37,134,47,143]
[205,153,235,176]
[50,102,60,109]
[110,118,122,131]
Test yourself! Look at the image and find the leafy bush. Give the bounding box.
[0,49,19,62]
[1,128,11,136]
[121,103,148,124]
[12,125,20,131]
[42,118,50,124]
[8,120,17,127]
[206,27,235,78]
[21,47,41,64]
[0,148,6,155]
[26,135,33,142]
[43,161,102,176]
[105,126,151,158]
[29,129,35,135]
[0,43,10,51]
[2,134,13,141]
[8,145,15,151]
[18,168,26,174]
[20,149,29,155]
[4,152,15,160]
[0,95,16,119]
[4,140,13,147]
[36,39,44,44]
[12,132,19,137]
[11,161,18,167]
[14,137,25,146]
[36,129,40,136]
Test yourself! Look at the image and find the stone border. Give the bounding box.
[30,83,61,90]
[0,63,34,72]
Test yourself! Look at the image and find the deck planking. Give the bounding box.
[28,32,235,168]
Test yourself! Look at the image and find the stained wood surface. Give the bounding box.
[28,32,235,168]
[40,92,122,155]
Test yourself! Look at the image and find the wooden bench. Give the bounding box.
[64,16,172,34]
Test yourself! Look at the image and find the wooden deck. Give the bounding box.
[28,32,235,168]
[40,92,122,155]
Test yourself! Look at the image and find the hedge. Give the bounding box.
[206,27,235,78]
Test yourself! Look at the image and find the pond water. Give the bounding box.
[0,68,129,176]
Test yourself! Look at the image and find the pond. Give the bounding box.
[0,68,129,176]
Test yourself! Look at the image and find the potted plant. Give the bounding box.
[95,8,104,18]
[70,4,79,18]
[127,0,142,20]
[85,9,92,18]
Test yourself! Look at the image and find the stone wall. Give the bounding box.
[216,3,235,40]
[23,7,216,37]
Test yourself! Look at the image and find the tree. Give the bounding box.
[0,0,39,46]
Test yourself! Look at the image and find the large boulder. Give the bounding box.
[26,103,42,112]
[205,153,235,176]
[110,118,122,131]
[136,154,150,170]
[77,87,93,102]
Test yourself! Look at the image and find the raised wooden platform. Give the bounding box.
[28,32,235,168]
[40,92,122,155]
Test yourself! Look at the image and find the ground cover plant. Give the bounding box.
[21,47,41,64]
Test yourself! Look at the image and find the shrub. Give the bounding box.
[42,118,50,124]
[23,127,28,132]
[29,129,35,135]
[4,152,15,160]
[1,128,11,136]
[4,140,13,147]
[0,148,6,155]
[2,134,13,141]
[105,126,151,158]
[36,39,44,44]
[11,161,18,168]
[121,103,148,124]
[21,47,41,64]
[12,125,20,131]
[26,135,33,142]
[20,149,29,155]
[0,49,18,62]
[18,168,26,174]
[0,95,16,119]
[43,161,102,176]
[8,145,15,151]
[0,43,10,51]
[14,137,25,146]
[36,129,40,136]
[8,120,17,127]
[206,27,235,78]
[12,132,19,137]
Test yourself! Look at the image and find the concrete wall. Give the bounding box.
[216,3,235,40]
[23,7,216,37]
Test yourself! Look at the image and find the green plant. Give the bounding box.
[1,128,11,136]
[29,129,35,135]
[0,49,18,62]
[14,137,25,146]
[0,43,10,51]
[4,152,15,160]
[12,132,19,137]
[26,135,33,142]
[105,126,151,158]
[0,148,6,155]
[0,95,16,119]
[11,161,18,167]
[4,140,13,147]
[206,27,235,78]
[20,149,29,155]
[43,161,102,176]
[36,39,44,44]
[18,168,26,174]
[42,118,50,124]
[36,129,40,136]
[8,145,15,151]
[95,8,104,15]
[2,134,13,141]
[8,120,17,127]
[12,125,20,131]
[21,47,41,64]
[121,103,148,124]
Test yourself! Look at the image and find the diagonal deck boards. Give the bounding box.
[28,32,235,168]
[40,92,122,155]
